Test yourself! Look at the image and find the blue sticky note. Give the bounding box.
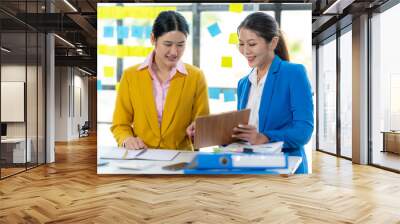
[144,26,152,39]
[103,26,114,38]
[117,26,129,39]
[131,25,144,38]
[223,89,235,102]
[97,80,102,90]
[207,23,221,37]
[208,87,220,100]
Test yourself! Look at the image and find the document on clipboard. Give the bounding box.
[194,109,250,149]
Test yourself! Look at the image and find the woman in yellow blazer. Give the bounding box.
[111,11,209,150]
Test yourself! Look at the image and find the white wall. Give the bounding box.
[54,66,89,141]
[55,66,68,141]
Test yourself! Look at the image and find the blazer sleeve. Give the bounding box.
[192,70,210,120]
[110,70,135,147]
[264,65,314,148]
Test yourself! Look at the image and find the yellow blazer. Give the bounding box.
[110,63,210,150]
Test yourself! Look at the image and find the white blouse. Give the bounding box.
[246,68,268,131]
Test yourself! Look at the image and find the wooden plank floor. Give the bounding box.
[1,135,400,223]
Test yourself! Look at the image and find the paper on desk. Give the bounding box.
[116,163,155,170]
[99,148,141,159]
[135,149,180,161]
[221,141,284,154]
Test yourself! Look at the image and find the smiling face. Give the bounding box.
[151,31,187,70]
[238,28,278,69]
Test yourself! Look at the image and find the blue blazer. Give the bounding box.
[237,55,314,173]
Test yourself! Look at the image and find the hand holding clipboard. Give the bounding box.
[193,109,250,149]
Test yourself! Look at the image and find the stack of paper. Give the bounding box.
[218,141,284,154]
[99,148,141,159]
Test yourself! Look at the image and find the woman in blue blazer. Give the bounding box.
[232,12,314,174]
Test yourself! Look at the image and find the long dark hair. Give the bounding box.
[237,12,289,61]
[152,11,189,39]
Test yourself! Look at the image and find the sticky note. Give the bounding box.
[117,26,129,39]
[223,89,235,102]
[229,33,239,44]
[98,44,152,57]
[128,46,152,57]
[115,82,120,91]
[144,26,152,39]
[208,87,220,100]
[104,66,114,78]
[97,80,102,90]
[103,26,114,38]
[207,23,221,37]
[229,3,244,13]
[132,25,144,38]
[221,56,232,68]
[98,6,177,19]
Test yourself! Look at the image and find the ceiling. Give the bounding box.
[311,0,390,44]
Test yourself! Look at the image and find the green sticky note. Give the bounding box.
[221,56,232,68]
[104,66,114,78]
[229,33,239,45]
[229,3,243,13]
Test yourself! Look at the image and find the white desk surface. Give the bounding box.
[97,146,302,175]
[1,137,27,144]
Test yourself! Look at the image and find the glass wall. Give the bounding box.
[281,10,312,71]
[339,27,352,158]
[0,0,46,179]
[371,2,400,171]
[199,9,256,113]
[317,36,337,155]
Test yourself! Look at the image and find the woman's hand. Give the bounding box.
[123,136,147,150]
[186,121,195,141]
[232,124,269,145]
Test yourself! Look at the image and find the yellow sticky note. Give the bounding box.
[115,82,120,91]
[229,3,243,13]
[229,33,239,44]
[104,66,114,78]
[221,56,232,68]
[98,44,152,58]
[116,45,128,58]
[98,45,107,54]
[98,6,177,19]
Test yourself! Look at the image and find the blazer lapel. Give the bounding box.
[140,70,161,137]
[238,73,252,110]
[259,55,282,132]
[161,72,185,135]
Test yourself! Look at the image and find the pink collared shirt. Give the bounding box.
[137,50,188,125]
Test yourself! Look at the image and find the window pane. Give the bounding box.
[371,3,400,171]
[318,38,337,154]
[281,10,312,72]
[1,30,28,177]
[340,29,352,158]
[27,31,38,168]
[200,11,273,113]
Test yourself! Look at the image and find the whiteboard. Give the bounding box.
[1,82,25,122]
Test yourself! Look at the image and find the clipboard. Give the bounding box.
[194,109,250,149]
